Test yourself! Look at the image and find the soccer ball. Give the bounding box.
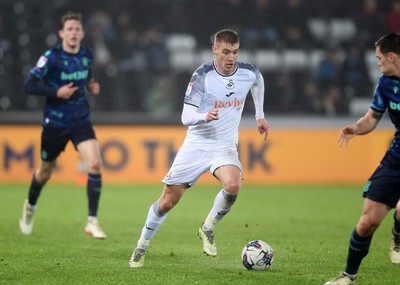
[241,240,274,270]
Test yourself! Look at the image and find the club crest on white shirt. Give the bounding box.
[225,79,235,90]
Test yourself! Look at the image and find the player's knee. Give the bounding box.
[224,181,241,194]
[357,219,379,236]
[86,158,102,174]
[36,168,53,183]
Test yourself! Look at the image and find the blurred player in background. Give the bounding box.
[128,29,269,268]
[19,12,106,239]
[325,33,400,285]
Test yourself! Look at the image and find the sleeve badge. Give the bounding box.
[36,56,48,68]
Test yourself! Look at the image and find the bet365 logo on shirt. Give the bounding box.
[390,101,400,110]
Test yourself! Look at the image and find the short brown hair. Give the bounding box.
[60,12,82,30]
[375,33,400,55]
[214,29,239,45]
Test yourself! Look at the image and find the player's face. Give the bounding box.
[212,41,240,75]
[59,20,84,52]
[375,46,398,77]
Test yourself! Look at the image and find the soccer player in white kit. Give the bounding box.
[129,29,269,268]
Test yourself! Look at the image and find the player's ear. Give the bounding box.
[389,52,398,63]
[212,44,218,54]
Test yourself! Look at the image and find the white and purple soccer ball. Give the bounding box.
[242,240,274,270]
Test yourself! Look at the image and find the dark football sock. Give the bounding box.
[87,173,102,217]
[344,229,372,275]
[394,212,400,234]
[28,174,43,206]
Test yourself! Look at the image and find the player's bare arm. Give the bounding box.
[57,82,78,99]
[257,118,269,141]
[338,109,383,147]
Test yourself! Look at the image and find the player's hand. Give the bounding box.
[338,125,357,147]
[257,118,269,141]
[57,82,78,99]
[87,79,100,95]
[205,108,219,122]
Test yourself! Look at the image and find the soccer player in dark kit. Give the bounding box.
[19,12,106,239]
[325,33,400,285]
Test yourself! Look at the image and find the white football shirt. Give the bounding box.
[182,60,264,150]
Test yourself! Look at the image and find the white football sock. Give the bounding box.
[203,189,237,231]
[140,201,168,241]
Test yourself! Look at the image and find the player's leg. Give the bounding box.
[129,145,205,267]
[198,165,242,256]
[325,198,389,285]
[77,138,106,239]
[139,184,187,244]
[20,126,65,235]
[390,200,400,263]
[30,159,57,203]
[19,160,57,235]
[129,184,187,268]
[348,199,388,272]
[205,164,242,228]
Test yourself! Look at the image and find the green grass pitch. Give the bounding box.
[0,183,398,285]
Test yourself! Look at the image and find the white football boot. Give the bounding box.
[324,273,356,285]
[19,199,35,235]
[390,228,400,264]
[198,225,217,256]
[85,217,107,239]
[128,248,146,268]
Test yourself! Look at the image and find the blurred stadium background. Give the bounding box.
[0,0,398,123]
[0,0,398,184]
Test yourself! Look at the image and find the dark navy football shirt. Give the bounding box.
[30,44,94,128]
[371,74,400,157]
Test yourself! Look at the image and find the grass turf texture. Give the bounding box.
[0,183,398,285]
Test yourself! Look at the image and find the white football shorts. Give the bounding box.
[162,144,242,187]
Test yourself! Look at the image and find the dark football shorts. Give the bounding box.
[41,120,96,161]
[363,151,400,208]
